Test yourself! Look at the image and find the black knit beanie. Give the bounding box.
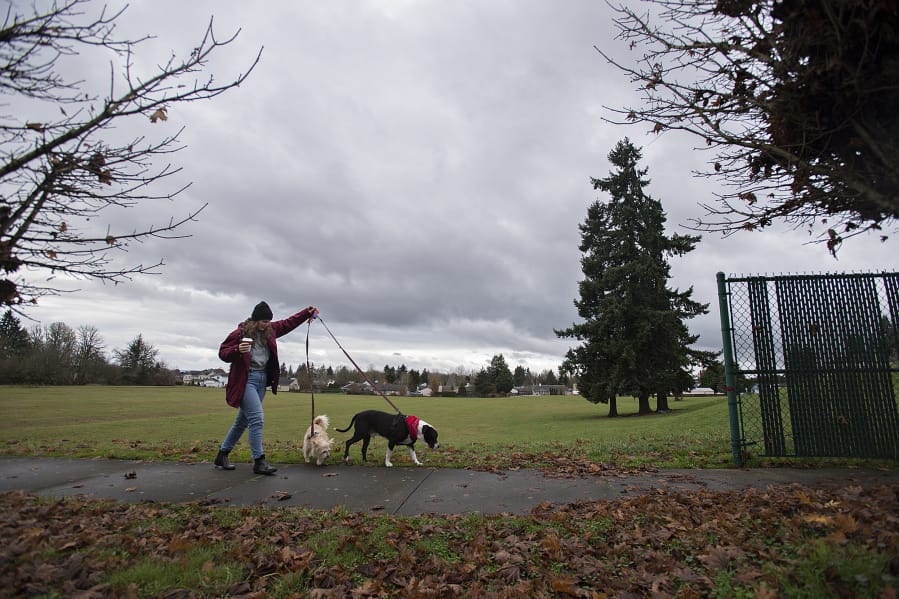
[251,301,273,321]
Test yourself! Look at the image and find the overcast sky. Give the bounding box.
[15,0,898,377]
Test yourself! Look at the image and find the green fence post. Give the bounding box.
[717,272,743,466]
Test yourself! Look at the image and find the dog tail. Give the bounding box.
[335,414,357,433]
[313,414,329,430]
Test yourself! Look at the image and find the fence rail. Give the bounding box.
[717,272,899,465]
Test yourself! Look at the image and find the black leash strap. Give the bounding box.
[306,319,316,436]
[315,316,402,414]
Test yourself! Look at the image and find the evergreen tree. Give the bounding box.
[487,354,514,394]
[296,363,310,388]
[473,368,494,396]
[408,369,421,390]
[543,369,558,386]
[333,365,353,387]
[699,361,726,393]
[556,138,712,416]
[0,310,30,383]
[114,334,160,385]
[0,310,29,356]
[512,365,526,387]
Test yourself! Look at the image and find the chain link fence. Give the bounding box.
[717,272,899,465]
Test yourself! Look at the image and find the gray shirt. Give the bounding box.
[249,338,270,371]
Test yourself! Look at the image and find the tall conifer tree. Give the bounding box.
[557,139,713,415]
[0,310,29,356]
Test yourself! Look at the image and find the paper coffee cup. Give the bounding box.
[241,337,253,345]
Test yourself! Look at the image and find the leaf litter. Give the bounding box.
[1,469,896,598]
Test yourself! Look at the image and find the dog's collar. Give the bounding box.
[406,415,420,441]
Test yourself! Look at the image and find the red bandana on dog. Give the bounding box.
[406,415,420,441]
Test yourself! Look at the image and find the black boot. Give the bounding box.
[253,455,277,475]
[214,449,235,470]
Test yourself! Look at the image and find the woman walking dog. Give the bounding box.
[214,301,318,475]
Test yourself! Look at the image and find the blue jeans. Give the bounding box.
[220,370,267,459]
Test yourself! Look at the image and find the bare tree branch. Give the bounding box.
[597,0,899,255]
[1,0,263,306]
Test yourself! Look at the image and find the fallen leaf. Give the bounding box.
[699,545,745,571]
[834,514,859,534]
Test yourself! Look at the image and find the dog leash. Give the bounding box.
[315,315,402,415]
[305,318,317,436]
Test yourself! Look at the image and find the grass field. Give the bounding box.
[0,385,736,467]
[2,385,897,598]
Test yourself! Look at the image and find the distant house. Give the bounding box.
[684,387,717,396]
[340,381,405,396]
[291,377,330,392]
[514,384,569,396]
[182,369,227,387]
[202,375,226,388]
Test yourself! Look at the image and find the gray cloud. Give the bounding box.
[20,0,897,377]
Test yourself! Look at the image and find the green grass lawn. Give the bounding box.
[2,385,897,598]
[0,385,736,467]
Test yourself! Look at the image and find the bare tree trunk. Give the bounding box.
[607,393,618,417]
[656,392,671,413]
[638,391,652,415]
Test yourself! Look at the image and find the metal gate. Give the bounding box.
[717,272,899,465]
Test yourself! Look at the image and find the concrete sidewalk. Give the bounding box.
[1,457,896,516]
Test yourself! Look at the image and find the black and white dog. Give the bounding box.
[336,409,439,467]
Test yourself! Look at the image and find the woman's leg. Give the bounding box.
[220,407,248,452]
[243,370,268,459]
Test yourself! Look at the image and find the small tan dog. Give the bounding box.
[303,415,335,466]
